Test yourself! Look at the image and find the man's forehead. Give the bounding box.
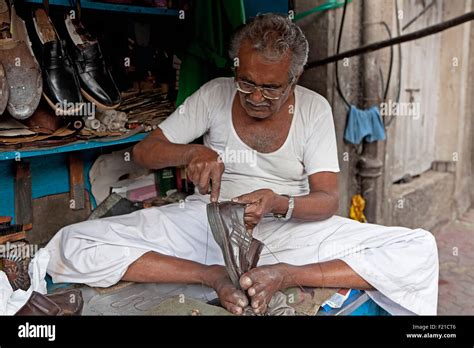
[237,41,291,85]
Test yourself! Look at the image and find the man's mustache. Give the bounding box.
[245,99,270,107]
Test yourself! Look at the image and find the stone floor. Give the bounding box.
[434,207,474,315]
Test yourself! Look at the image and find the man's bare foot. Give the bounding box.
[239,263,289,314]
[207,265,248,315]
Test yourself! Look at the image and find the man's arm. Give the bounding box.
[233,171,339,227]
[274,171,339,221]
[132,128,196,169]
[132,128,224,202]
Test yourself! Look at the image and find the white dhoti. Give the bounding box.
[45,194,439,315]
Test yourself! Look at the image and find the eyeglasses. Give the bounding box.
[234,77,295,100]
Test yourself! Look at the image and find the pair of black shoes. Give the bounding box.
[30,9,121,116]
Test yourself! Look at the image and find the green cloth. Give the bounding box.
[294,0,352,21]
[176,0,245,106]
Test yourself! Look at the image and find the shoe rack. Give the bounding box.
[0,0,183,227]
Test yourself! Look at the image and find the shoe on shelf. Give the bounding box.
[0,2,42,120]
[30,8,84,116]
[0,63,8,115]
[0,0,9,114]
[64,14,121,110]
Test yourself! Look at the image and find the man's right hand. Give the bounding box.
[186,145,224,202]
[133,129,224,201]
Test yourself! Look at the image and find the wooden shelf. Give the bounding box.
[0,132,147,161]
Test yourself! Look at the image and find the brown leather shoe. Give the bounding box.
[0,2,42,120]
[15,289,84,316]
[207,202,264,288]
[0,0,9,115]
[15,291,64,316]
[0,63,8,114]
[46,289,84,315]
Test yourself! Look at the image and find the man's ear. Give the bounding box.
[295,72,302,83]
[291,71,302,86]
[291,73,301,91]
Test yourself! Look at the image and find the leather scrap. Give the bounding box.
[243,291,295,316]
[283,287,338,316]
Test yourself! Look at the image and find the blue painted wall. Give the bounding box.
[0,144,138,223]
[244,0,288,20]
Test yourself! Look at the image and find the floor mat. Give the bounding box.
[79,282,217,315]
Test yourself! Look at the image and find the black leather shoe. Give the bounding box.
[64,15,121,109]
[30,9,83,116]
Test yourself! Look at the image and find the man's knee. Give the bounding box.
[414,228,438,261]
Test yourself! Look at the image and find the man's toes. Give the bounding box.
[220,291,248,315]
[251,290,269,309]
[236,297,248,308]
[224,289,248,307]
[239,274,254,290]
[222,301,244,315]
[253,302,268,315]
[248,283,266,297]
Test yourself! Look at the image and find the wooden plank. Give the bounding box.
[0,231,27,244]
[0,216,11,224]
[21,0,179,16]
[0,133,147,161]
[69,154,85,210]
[14,161,32,225]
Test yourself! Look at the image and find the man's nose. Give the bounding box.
[249,88,266,103]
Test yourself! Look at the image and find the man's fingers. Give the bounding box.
[244,202,259,213]
[210,167,223,202]
[232,193,259,204]
[197,163,212,194]
[186,166,195,184]
[244,215,258,227]
[187,162,202,185]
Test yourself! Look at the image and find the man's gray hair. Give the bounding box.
[229,13,309,79]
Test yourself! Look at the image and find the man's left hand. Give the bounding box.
[232,189,276,229]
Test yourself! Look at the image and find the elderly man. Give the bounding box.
[46,14,438,315]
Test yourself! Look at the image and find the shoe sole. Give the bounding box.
[0,0,10,32]
[43,92,85,116]
[0,63,9,114]
[207,202,242,287]
[81,88,120,110]
[33,8,56,44]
